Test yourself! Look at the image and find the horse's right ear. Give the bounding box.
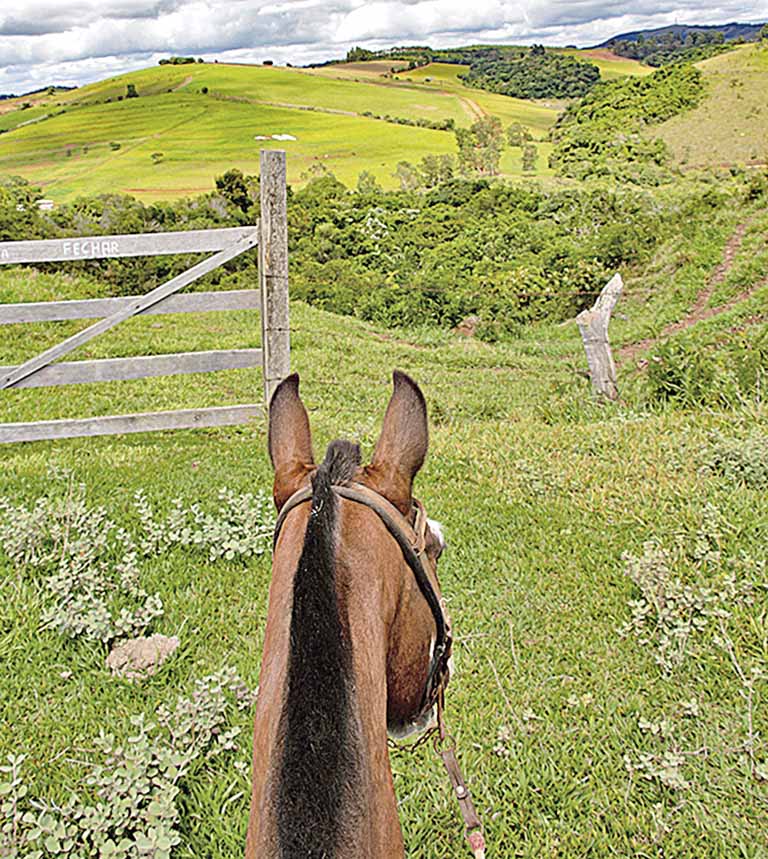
[268,374,315,509]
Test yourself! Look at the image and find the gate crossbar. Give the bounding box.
[1,229,258,390]
[0,148,290,444]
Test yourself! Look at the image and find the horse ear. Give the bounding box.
[268,374,315,509]
[366,371,428,514]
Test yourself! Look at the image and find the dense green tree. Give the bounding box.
[0,176,45,241]
[394,161,423,191]
[522,144,538,172]
[356,171,383,195]
[609,29,732,65]
[345,46,377,62]
[461,48,600,99]
[455,116,504,176]
[419,154,455,187]
[507,123,533,147]
[126,84,139,98]
[214,168,255,215]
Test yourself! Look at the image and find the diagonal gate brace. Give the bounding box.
[1,229,258,390]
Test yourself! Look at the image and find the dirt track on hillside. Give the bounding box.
[618,218,760,364]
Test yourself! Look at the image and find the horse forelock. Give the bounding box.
[275,439,362,859]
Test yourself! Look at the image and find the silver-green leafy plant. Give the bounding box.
[619,505,756,674]
[701,430,768,489]
[0,478,162,643]
[0,667,257,858]
[133,486,273,562]
[0,472,274,644]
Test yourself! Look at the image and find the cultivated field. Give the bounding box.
[654,43,768,169]
[2,198,767,856]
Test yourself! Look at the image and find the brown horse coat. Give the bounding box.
[246,372,445,858]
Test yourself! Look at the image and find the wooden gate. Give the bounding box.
[0,150,289,444]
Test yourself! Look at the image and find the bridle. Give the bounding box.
[273,479,453,721]
[272,479,485,858]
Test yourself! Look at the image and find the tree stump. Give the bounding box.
[577,273,623,400]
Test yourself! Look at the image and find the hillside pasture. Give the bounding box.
[402,62,470,84]
[394,62,560,136]
[0,61,561,200]
[0,92,460,199]
[653,43,768,169]
[1,231,767,856]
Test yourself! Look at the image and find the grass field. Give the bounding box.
[0,60,560,201]
[0,91,459,200]
[1,201,767,855]
[654,43,768,169]
[396,62,560,137]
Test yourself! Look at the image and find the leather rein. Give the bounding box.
[272,479,486,858]
[273,479,452,719]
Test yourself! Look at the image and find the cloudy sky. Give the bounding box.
[1,0,767,93]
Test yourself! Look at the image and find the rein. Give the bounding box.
[273,480,487,858]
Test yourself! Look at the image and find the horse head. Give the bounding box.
[246,371,450,858]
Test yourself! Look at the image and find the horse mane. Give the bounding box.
[276,439,362,858]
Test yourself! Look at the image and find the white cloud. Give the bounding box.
[0,0,766,93]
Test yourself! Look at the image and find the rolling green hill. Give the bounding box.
[0,61,560,201]
[652,43,768,169]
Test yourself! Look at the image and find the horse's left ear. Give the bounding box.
[366,371,428,514]
[268,374,315,509]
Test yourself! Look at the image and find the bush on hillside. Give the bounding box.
[549,64,704,183]
[646,325,768,407]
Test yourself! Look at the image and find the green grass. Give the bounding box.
[654,43,768,169]
[1,249,767,855]
[0,61,561,201]
[404,62,470,84]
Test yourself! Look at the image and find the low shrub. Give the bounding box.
[701,431,768,489]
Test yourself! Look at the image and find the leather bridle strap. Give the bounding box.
[273,480,451,714]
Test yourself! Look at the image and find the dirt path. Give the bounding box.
[458,96,486,122]
[172,75,194,92]
[618,218,757,364]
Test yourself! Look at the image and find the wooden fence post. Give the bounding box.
[259,150,290,405]
[577,273,623,400]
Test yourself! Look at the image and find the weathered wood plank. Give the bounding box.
[0,227,258,265]
[259,150,290,404]
[577,273,624,400]
[0,349,263,389]
[1,233,259,390]
[0,404,264,444]
[0,289,262,325]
